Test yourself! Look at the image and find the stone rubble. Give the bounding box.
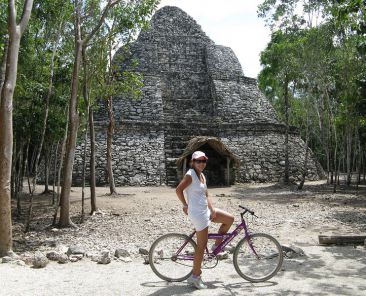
[32,251,49,268]
[115,249,131,258]
[67,245,85,256]
[98,251,112,265]
[57,254,69,264]
[3,182,365,269]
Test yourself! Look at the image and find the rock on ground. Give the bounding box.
[32,252,49,268]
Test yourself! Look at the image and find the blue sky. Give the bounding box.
[157,0,271,78]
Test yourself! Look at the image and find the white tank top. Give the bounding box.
[184,169,208,214]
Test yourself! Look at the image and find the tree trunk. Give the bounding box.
[52,141,59,205]
[25,185,34,231]
[26,145,53,232]
[106,36,117,195]
[81,124,88,223]
[0,0,33,256]
[346,124,352,186]
[363,150,366,182]
[89,109,97,214]
[58,44,82,227]
[298,116,309,190]
[43,146,51,194]
[58,0,119,227]
[11,140,17,200]
[24,138,32,194]
[16,142,24,216]
[89,106,98,215]
[58,4,83,227]
[82,46,97,214]
[107,95,117,194]
[52,109,68,226]
[319,235,366,245]
[329,126,334,184]
[333,137,339,193]
[29,144,37,177]
[317,99,330,184]
[284,78,290,185]
[363,151,366,182]
[355,125,361,189]
[31,26,59,195]
[0,62,15,250]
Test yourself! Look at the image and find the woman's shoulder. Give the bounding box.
[185,168,193,176]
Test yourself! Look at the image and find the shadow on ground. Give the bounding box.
[141,245,366,295]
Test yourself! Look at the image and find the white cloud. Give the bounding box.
[157,0,271,78]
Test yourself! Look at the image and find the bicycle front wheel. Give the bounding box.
[233,233,283,282]
[149,233,197,282]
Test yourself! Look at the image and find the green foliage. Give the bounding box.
[259,28,305,124]
[258,0,366,171]
[0,0,7,56]
[80,0,160,115]
[11,0,73,150]
[7,0,160,154]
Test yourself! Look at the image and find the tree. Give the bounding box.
[80,0,158,196]
[81,46,97,214]
[58,0,159,226]
[259,30,302,184]
[0,0,33,257]
[258,0,366,189]
[25,0,69,232]
[58,0,121,227]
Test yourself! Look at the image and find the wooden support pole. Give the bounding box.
[226,157,230,186]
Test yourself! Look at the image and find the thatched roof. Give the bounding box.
[176,137,240,167]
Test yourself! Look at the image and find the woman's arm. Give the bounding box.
[176,175,192,215]
[206,190,216,219]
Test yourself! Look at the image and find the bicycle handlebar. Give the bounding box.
[239,205,258,218]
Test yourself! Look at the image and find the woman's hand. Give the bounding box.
[176,175,192,216]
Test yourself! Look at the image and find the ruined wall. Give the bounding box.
[219,130,322,182]
[73,125,166,186]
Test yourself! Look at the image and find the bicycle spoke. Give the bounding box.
[233,233,283,282]
[149,233,196,282]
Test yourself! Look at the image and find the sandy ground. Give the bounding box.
[1,244,366,296]
[1,180,366,295]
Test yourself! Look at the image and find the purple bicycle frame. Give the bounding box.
[175,217,259,260]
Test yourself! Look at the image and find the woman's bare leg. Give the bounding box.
[192,227,208,276]
[211,209,234,246]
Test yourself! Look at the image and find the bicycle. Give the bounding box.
[149,205,283,283]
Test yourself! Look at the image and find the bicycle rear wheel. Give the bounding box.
[149,233,197,282]
[233,233,283,282]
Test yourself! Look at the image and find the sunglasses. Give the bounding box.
[193,159,207,164]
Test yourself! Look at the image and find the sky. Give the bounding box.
[157,0,271,78]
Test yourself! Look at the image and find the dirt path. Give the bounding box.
[1,181,366,295]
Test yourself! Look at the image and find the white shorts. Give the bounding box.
[188,208,211,232]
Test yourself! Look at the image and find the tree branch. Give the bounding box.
[8,0,17,29]
[0,38,9,102]
[19,0,34,36]
[83,0,121,46]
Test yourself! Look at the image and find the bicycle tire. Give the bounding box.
[233,233,283,282]
[149,233,197,282]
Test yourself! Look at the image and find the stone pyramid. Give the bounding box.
[74,6,324,186]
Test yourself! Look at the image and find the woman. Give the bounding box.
[175,151,234,289]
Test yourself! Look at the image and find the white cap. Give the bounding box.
[191,151,208,160]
